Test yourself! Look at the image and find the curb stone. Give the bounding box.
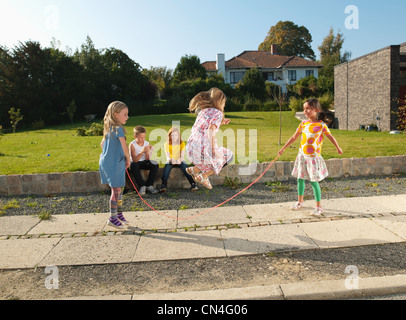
[53,274,406,300]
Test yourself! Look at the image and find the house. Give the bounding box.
[201,46,323,92]
[334,42,406,131]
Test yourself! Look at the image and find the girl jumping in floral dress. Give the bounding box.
[186,88,233,189]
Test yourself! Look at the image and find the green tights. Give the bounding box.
[297,179,321,202]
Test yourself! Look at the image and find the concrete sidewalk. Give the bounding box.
[1,194,406,299]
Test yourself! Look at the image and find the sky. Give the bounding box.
[0,0,405,70]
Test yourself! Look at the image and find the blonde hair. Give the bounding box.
[133,125,146,136]
[103,101,128,139]
[189,88,226,115]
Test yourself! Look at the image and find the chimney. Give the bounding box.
[270,44,278,55]
[216,53,226,77]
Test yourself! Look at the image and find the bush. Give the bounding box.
[265,82,282,100]
[31,120,46,130]
[87,122,103,136]
[76,121,103,136]
[226,97,244,112]
[263,100,290,111]
[318,92,334,110]
[76,127,87,136]
[243,96,263,111]
[240,68,266,100]
[396,95,406,131]
[165,95,189,114]
[289,75,319,97]
[289,96,304,114]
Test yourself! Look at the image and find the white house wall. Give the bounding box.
[224,67,319,93]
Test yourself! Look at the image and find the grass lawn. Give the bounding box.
[0,111,405,175]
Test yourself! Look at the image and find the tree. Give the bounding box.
[0,41,84,127]
[9,107,23,133]
[173,55,207,84]
[142,66,173,99]
[259,21,315,60]
[102,47,149,101]
[239,68,266,100]
[318,28,351,93]
[73,36,109,115]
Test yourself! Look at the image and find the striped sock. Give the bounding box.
[109,215,122,227]
[110,200,118,216]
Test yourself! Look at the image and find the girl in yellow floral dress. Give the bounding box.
[278,99,343,215]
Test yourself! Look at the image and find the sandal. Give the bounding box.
[195,173,213,190]
[186,167,200,182]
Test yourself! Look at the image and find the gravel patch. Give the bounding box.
[1,174,406,217]
[1,174,406,300]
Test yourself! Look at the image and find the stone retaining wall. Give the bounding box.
[1,155,406,196]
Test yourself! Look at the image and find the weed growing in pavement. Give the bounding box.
[38,210,52,220]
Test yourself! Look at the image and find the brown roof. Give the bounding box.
[201,61,217,71]
[202,51,322,71]
[226,56,258,68]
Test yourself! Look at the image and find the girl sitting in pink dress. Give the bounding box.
[186,88,233,189]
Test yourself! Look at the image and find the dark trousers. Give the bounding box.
[129,160,158,187]
[161,161,195,186]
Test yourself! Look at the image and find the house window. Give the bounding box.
[306,70,314,77]
[230,72,245,84]
[288,70,297,82]
[267,72,274,81]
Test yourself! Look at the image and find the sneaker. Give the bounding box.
[108,217,125,229]
[146,185,159,194]
[159,184,168,193]
[310,207,324,216]
[117,213,130,225]
[139,186,146,195]
[190,183,198,191]
[291,202,303,211]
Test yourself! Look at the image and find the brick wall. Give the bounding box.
[335,45,400,131]
[1,155,406,196]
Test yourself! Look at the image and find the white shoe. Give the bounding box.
[310,207,324,216]
[117,213,130,225]
[139,186,146,195]
[291,202,303,211]
[146,185,159,194]
[107,219,125,229]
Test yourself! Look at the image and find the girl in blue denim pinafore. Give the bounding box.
[99,101,131,229]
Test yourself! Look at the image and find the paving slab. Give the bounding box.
[133,230,226,262]
[177,206,250,228]
[372,215,406,240]
[28,213,108,235]
[298,218,404,249]
[322,195,406,217]
[0,238,61,269]
[103,210,177,232]
[243,202,310,222]
[221,224,318,256]
[369,194,406,213]
[0,215,40,236]
[39,235,140,267]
